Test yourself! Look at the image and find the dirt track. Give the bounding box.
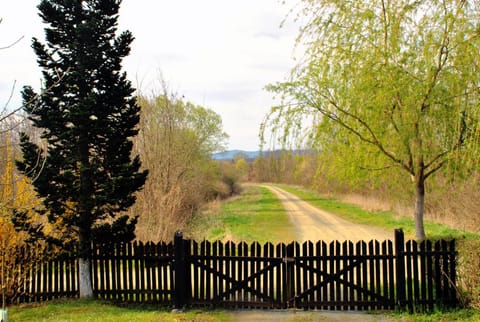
[265,185,392,242]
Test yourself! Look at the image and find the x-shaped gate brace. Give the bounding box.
[189,256,283,305]
[289,257,393,305]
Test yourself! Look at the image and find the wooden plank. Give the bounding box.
[263,243,271,306]
[127,242,133,302]
[448,240,457,306]
[293,242,300,308]
[355,241,362,310]
[141,241,147,302]
[152,242,159,302]
[223,241,231,303]
[278,243,286,308]
[348,241,355,310]
[241,241,248,307]
[314,241,322,310]
[91,245,97,297]
[374,241,381,310]
[388,240,394,309]
[231,241,238,304]
[433,241,441,304]
[30,247,38,302]
[341,241,348,310]
[420,241,427,311]
[381,241,388,310]
[156,242,163,303]
[361,241,368,311]
[115,243,122,302]
[144,242,151,303]
[406,240,414,312]
[120,242,128,302]
[334,241,341,310]
[213,241,219,303]
[307,241,314,309]
[206,240,213,302]
[134,241,141,302]
[254,242,262,307]
[426,240,434,311]
[41,259,48,301]
[191,240,198,302]
[328,241,334,310]
[366,241,374,311]
[110,244,117,301]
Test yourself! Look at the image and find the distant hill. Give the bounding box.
[212,149,314,161]
[211,150,260,161]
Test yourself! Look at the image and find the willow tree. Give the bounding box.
[265,0,480,240]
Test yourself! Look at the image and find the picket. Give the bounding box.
[3,230,457,312]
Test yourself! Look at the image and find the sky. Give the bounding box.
[0,0,301,151]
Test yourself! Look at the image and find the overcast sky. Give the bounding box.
[1,0,301,151]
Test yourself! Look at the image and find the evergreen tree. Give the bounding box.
[14,0,148,297]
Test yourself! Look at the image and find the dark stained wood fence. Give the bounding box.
[91,241,174,304]
[3,229,457,312]
[6,246,78,304]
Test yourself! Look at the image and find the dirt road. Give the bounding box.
[265,185,392,242]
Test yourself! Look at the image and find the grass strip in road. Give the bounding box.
[278,185,478,240]
[187,185,296,244]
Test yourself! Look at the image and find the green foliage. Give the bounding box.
[265,0,480,239]
[15,0,147,255]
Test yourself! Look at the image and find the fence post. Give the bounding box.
[395,229,406,310]
[173,231,188,310]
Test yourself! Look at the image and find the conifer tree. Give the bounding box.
[14,0,148,297]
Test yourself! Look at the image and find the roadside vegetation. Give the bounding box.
[185,185,295,244]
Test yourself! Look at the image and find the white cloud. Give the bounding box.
[1,0,301,150]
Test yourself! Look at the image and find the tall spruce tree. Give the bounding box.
[14,0,148,297]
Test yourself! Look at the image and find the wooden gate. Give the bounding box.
[286,240,396,310]
[173,229,456,311]
[186,239,286,308]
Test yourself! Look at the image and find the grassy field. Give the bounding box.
[185,184,296,243]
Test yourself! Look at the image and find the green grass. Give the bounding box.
[186,185,296,243]
[277,185,479,240]
[8,299,230,321]
[390,308,480,321]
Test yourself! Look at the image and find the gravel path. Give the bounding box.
[265,185,393,242]
[225,309,397,321]
[223,185,398,321]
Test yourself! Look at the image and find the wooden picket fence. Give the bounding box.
[2,229,457,312]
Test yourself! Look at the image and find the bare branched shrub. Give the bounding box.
[457,238,480,309]
[130,90,229,241]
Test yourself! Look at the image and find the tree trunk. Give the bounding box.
[414,176,427,241]
[79,257,93,298]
